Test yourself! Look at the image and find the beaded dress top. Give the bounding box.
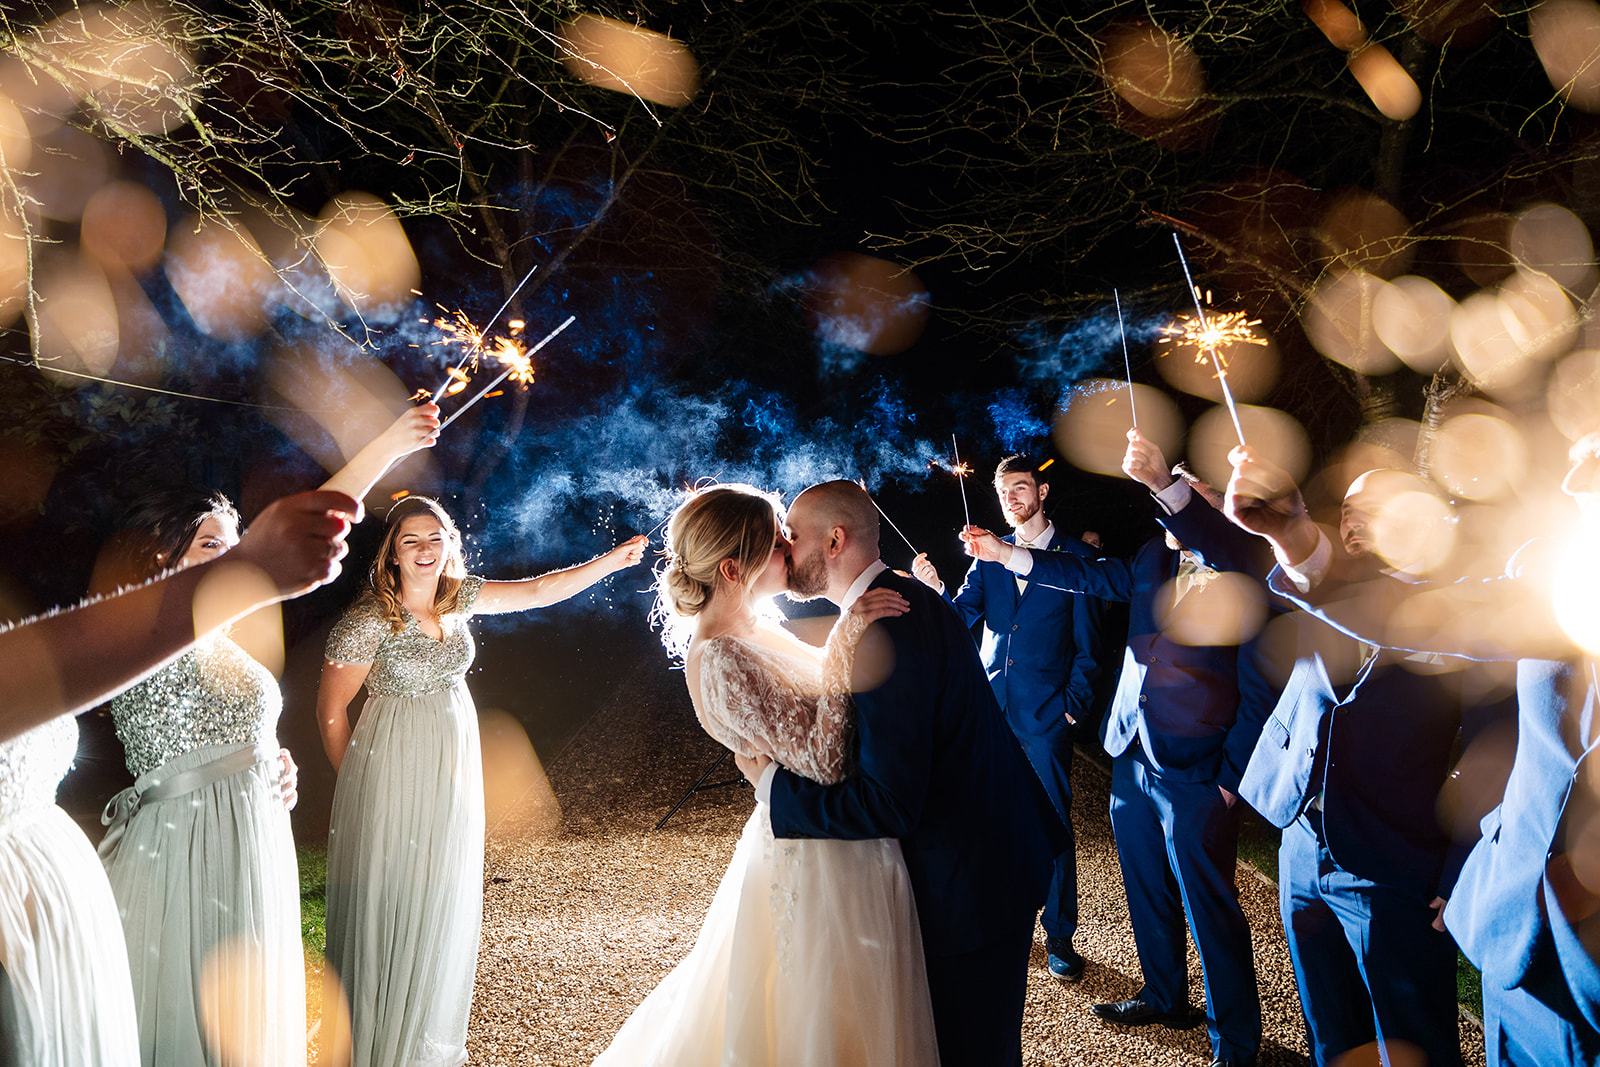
[0,716,76,819]
[324,576,485,697]
[108,635,281,778]
[696,610,868,787]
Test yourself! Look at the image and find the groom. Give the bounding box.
[735,479,1054,1067]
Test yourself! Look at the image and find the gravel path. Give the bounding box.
[466,662,1487,1066]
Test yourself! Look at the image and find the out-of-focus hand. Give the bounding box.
[605,535,649,572]
[378,403,441,458]
[960,526,1012,564]
[734,749,772,787]
[277,748,299,811]
[911,553,943,592]
[1224,446,1316,557]
[1428,896,1448,933]
[850,588,909,624]
[229,490,361,600]
[1122,429,1175,493]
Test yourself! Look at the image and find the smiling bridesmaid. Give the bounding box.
[316,496,644,1067]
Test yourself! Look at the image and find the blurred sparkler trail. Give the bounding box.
[1115,288,1137,430]
[1170,233,1247,445]
[436,315,575,432]
[431,263,540,402]
[864,487,918,558]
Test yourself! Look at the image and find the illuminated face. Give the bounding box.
[994,472,1045,529]
[783,497,829,600]
[1339,495,1374,559]
[172,514,240,570]
[748,529,791,600]
[1562,433,1600,520]
[392,514,452,586]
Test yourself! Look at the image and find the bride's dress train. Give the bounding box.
[595,613,938,1066]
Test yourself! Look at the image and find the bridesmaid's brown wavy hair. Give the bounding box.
[369,496,467,633]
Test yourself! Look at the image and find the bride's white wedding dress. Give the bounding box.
[595,612,939,1066]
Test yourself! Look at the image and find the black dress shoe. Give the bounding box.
[1208,1058,1257,1067]
[1045,936,1085,980]
[1089,996,1197,1028]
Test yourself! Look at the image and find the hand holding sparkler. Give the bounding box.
[602,534,649,573]
[1122,429,1175,494]
[911,553,944,594]
[959,525,1011,564]
[1222,445,1318,563]
[318,403,441,504]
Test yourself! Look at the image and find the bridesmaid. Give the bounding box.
[0,489,358,1067]
[316,496,644,1067]
[98,405,440,1067]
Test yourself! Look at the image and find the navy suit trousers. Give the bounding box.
[1110,747,1261,1062]
[1279,812,1464,1067]
[923,910,1034,1067]
[1021,730,1078,940]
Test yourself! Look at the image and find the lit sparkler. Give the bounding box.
[951,434,972,531]
[430,263,540,401]
[436,315,576,432]
[1169,233,1257,444]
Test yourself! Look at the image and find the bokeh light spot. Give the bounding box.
[1511,202,1596,291]
[35,254,118,380]
[166,216,276,342]
[313,193,421,321]
[1158,570,1267,647]
[1101,21,1206,119]
[1319,189,1413,278]
[1347,44,1422,120]
[1361,472,1457,575]
[1189,404,1310,494]
[802,253,930,356]
[82,180,167,273]
[1054,380,1182,479]
[480,708,562,838]
[1432,408,1528,501]
[1305,0,1369,50]
[1373,275,1454,372]
[558,14,701,107]
[1549,349,1600,440]
[1303,269,1400,375]
[1532,0,1600,112]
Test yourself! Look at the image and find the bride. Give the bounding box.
[596,484,940,1066]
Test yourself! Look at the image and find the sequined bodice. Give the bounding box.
[0,716,77,819]
[108,635,281,778]
[325,576,484,698]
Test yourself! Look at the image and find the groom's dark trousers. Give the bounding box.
[768,567,1055,1067]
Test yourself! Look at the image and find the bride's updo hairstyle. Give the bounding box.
[654,484,783,658]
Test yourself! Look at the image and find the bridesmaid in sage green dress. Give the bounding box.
[317,495,644,1067]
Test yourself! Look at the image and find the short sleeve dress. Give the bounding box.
[102,634,303,1067]
[0,716,139,1066]
[323,576,487,1067]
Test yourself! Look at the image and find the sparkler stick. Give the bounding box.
[951,434,972,531]
[1171,232,1247,445]
[869,496,919,558]
[1114,287,1137,430]
[436,315,576,432]
[430,263,541,402]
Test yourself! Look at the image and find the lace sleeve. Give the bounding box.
[698,619,869,786]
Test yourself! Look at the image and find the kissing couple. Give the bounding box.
[595,480,1055,1067]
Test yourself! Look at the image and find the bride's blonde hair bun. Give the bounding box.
[656,484,783,620]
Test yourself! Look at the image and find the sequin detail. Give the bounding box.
[0,716,77,819]
[108,636,281,779]
[324,576,485,698]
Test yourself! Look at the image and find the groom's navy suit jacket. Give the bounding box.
[1023,498,1275,791]
[767,568,1054,958]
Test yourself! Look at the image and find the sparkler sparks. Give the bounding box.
[1169,233,1257,444]
[951,435,972,531]
[435,315,576,433]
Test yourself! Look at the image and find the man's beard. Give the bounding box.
[786,547,829,600]
[1004,501,1039,529]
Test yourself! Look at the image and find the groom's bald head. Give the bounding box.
[784,481,881,602]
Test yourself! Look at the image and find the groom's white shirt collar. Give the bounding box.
[839,559,889,612]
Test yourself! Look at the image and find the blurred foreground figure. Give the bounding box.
[0,488,359,1067]
[963,442,1274,1067]
[318,497,643,1067]
[1223,434,1600,1067]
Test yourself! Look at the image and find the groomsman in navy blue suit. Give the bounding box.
[963,445,1274,1067]
[1223,435,1600,1067]
[1127,436,1507,1067]
[736,480,1054,1067]
[912,454,1107,981]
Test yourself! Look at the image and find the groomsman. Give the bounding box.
[1224,435,1600,1066]
[962,447,1274,1067]
[1127,433,1508,1067]
[912,454,1107,980]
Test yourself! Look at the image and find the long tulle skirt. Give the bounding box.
[325,684,484,1067]
[0,805,139,1067]
[101,743,305,1067]
[595,803,940,1067]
